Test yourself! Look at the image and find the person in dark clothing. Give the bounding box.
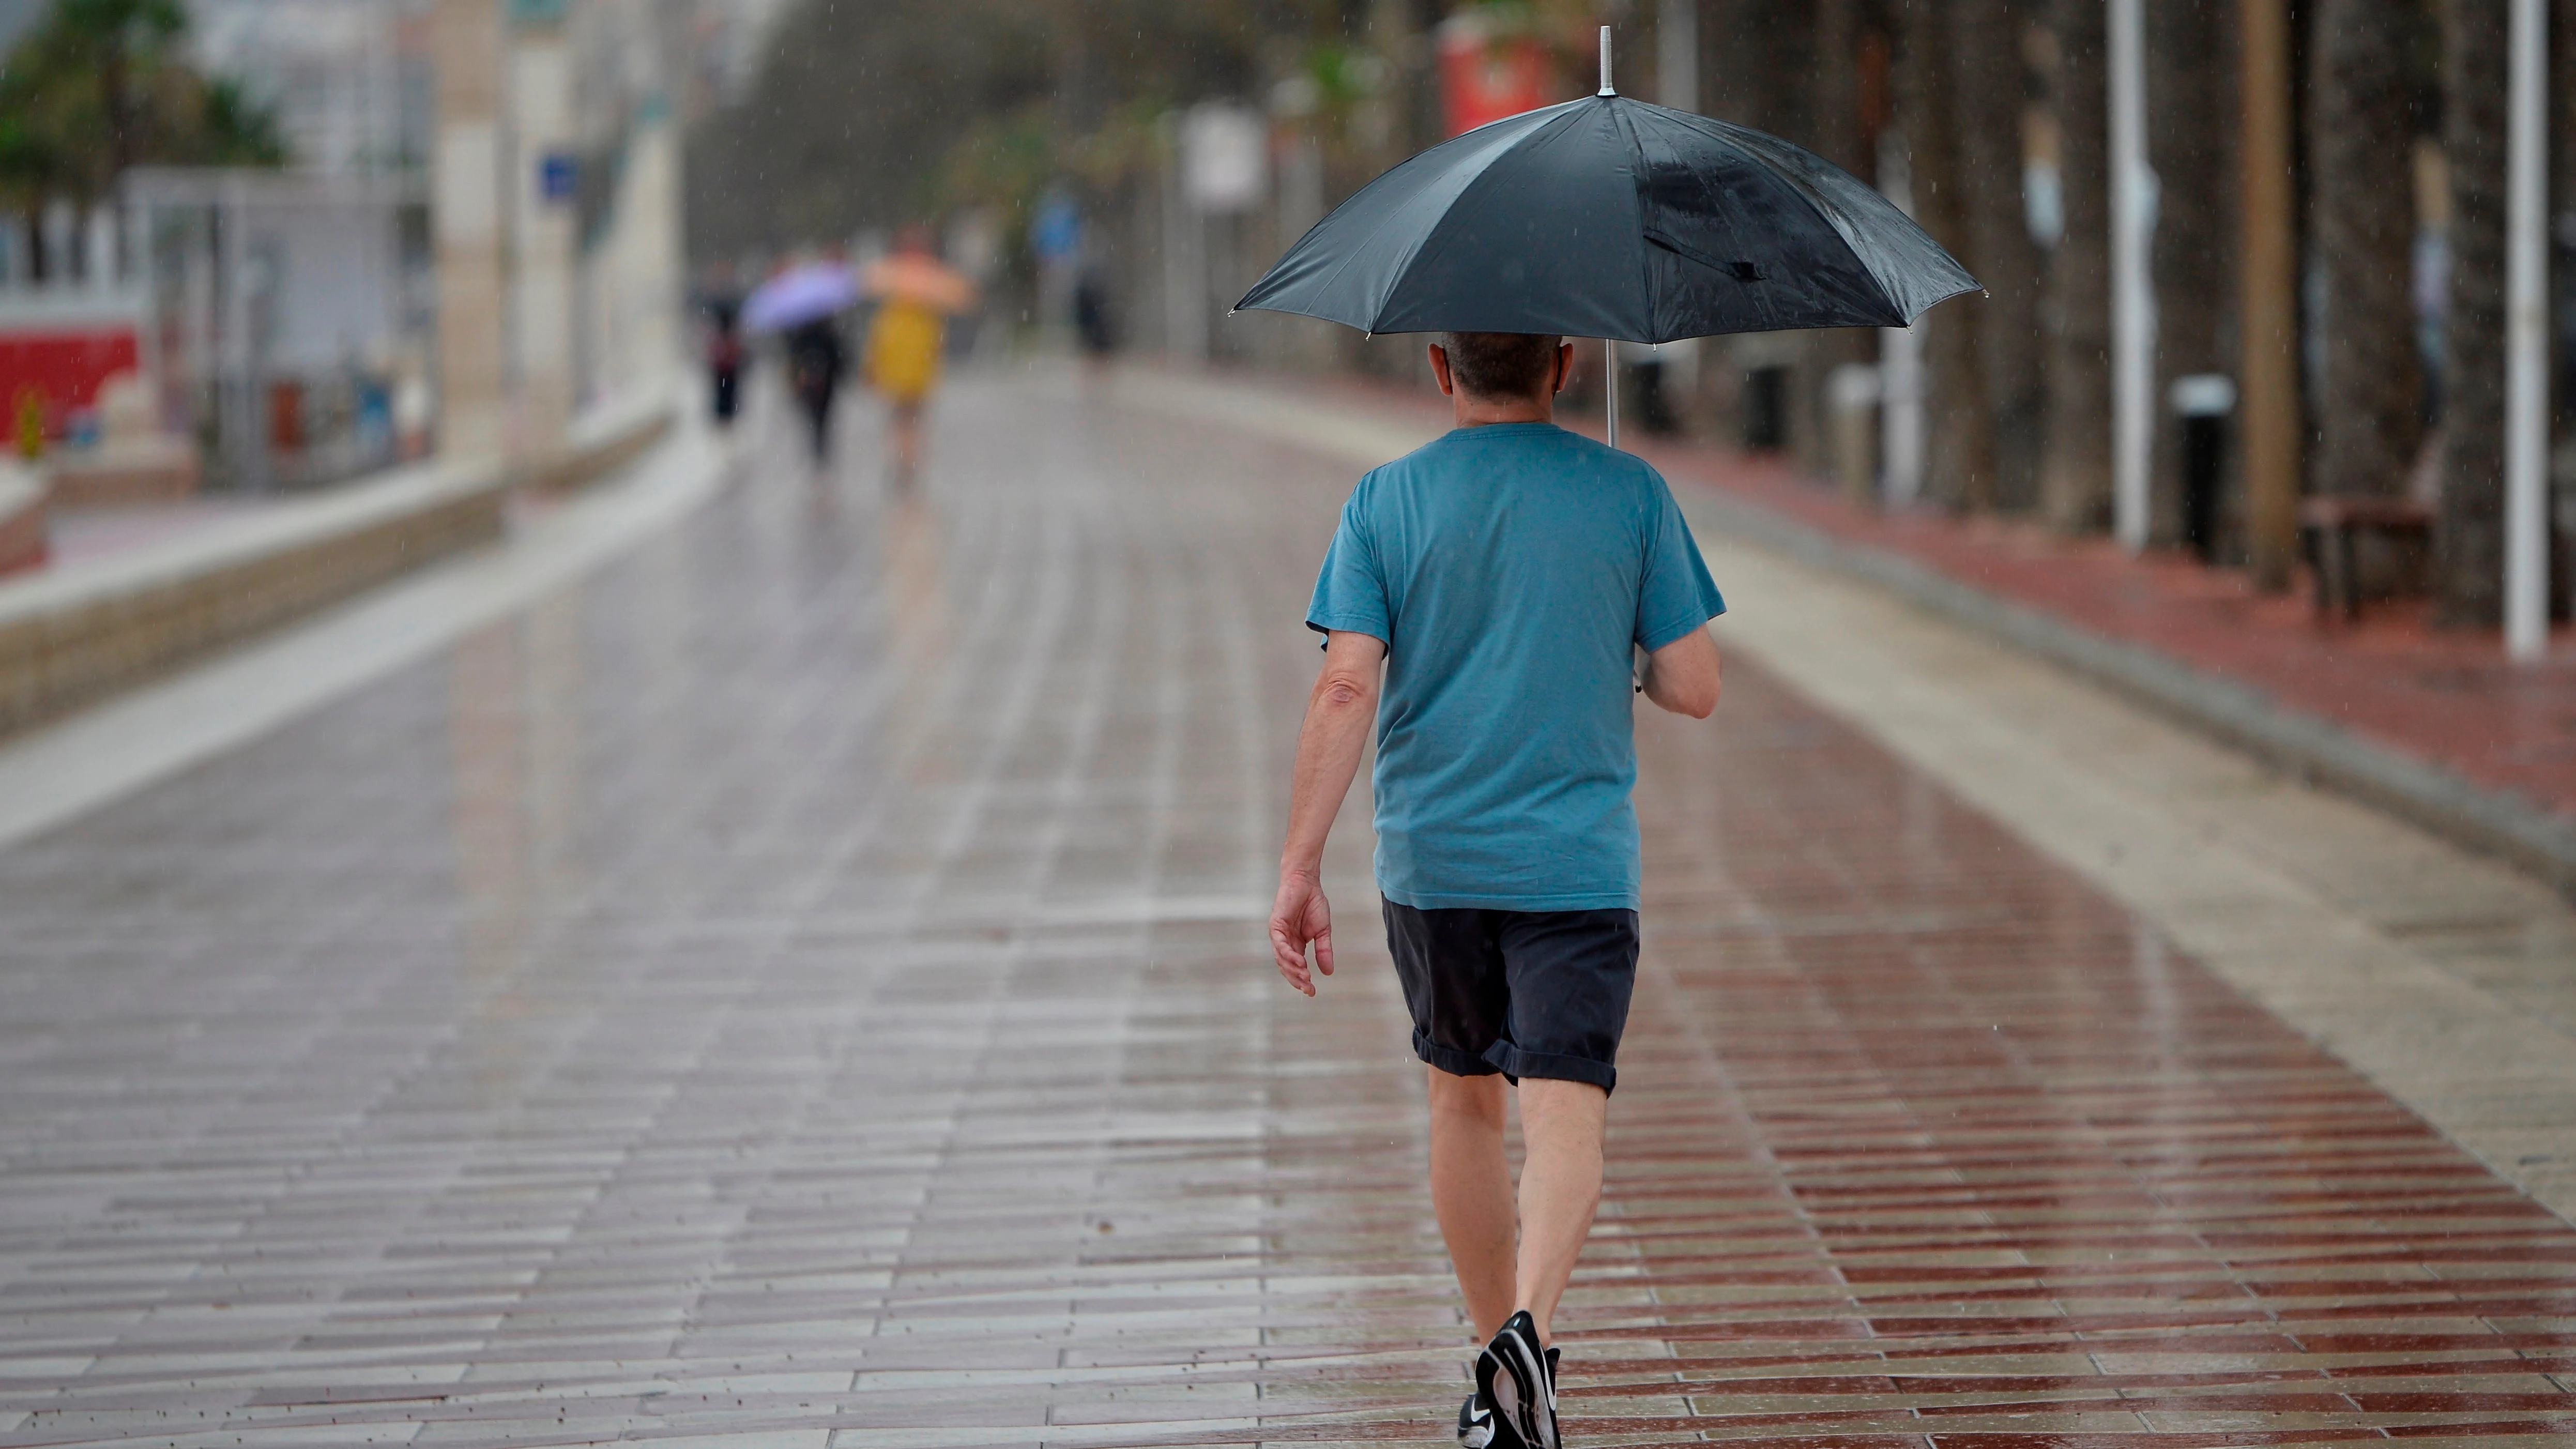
[706,299,745,426]
[784,316,846,462]
[1073,268,1116,372]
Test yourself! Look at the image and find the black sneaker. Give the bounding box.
[1455,1387,1503,1448]
[1480,1311,1558,1449]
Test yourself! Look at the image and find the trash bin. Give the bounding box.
[1825,363,1880,504]
[1742,365,1787,452]
[2169,373,2236,561]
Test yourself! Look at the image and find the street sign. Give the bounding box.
[1182,104,1266,215]
[1033,198,1082,264]
[538,152,578,204]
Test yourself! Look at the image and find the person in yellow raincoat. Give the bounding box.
[862,227,977,481]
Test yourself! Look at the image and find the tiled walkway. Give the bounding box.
[2,373,2573,1447]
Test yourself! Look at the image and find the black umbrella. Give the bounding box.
[1234,29,1977,443]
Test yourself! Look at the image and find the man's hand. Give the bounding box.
[1270,630,1386,998]
[1270,868,1334,996]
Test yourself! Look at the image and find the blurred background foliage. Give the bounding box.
[686,0,1325,262]
[0,0,284,219]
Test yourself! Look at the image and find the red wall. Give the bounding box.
[0,328,141,435]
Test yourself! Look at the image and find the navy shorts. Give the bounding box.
[1381,901,1640,1094]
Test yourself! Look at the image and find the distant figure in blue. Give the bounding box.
[1268,332,1726,1449]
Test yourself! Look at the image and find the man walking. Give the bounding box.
[1269,332,1723,1449]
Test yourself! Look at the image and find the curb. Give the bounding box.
[0,389,675,742]
[1681,484,2576,899]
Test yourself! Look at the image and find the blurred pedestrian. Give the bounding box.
[705,298,745,427]
[785,315,846,463]
[1268,332,1725,1449]
[1073,266,1116,381]
[861,225,976,482]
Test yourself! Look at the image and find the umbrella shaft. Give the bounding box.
[1605,339,1620,449]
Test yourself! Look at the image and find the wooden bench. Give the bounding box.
[2300,494,2432,619]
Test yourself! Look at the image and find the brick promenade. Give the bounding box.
[3,374,2574,1447]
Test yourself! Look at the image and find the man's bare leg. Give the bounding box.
[1513,1078,1608,1343]
[1426,1066,1515,1340]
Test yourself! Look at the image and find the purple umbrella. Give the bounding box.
[742,262,861,333]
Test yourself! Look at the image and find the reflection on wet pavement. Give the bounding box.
[1,371,2571,1447]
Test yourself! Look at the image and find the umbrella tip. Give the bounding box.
[1598,24,1614,95]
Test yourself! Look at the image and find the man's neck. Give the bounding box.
[1451,393,1554,429]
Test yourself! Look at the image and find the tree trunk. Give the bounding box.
[1949,0,2046,513]
[1700,1,1822,461]
[2306,0,2421,528]
[2146,0,2238,551]
[2434,0,2507,623]
[1701,0,1813,136]
[2040,0,2112,532]
[1898,0,1996,512]
[1802,0,1880,485]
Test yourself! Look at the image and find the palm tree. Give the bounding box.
[1698,0,1822,458]
[2039,0,2111,532]
[1802,0,1879,491]
[2147,0,2237,551]
[2434,0,2505,622]
[2305,0,2422,590]
[1897,0,1997,512]
[0,0,282,221]
[1948,0,2046,513]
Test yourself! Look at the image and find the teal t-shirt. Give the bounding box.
[1306,422,1726,912]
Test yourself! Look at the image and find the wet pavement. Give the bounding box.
[3,371,2574,1448]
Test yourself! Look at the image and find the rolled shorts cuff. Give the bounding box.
[1414,1031,1503,1079]
[1482,1042,1619,1095]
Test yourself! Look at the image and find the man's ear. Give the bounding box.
[1553,343,1575,396]
[1428,343,1456,397]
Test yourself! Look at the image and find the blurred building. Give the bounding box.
[191,0,434,178]
[0,0,683,491]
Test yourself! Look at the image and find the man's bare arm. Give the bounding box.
[1640,627,1721,719]
[1270,630,1388,996]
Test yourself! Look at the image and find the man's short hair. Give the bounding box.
[1441,332,1563,400]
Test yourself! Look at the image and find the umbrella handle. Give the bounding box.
[1605,339,1620,450]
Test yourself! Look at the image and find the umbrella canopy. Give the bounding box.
[1234,93,1976,343]
[743,261,861,333]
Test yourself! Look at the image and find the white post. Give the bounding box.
[1878,129,1923,504]
[2506,0,2550,660]
[2108,0,2155,553]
